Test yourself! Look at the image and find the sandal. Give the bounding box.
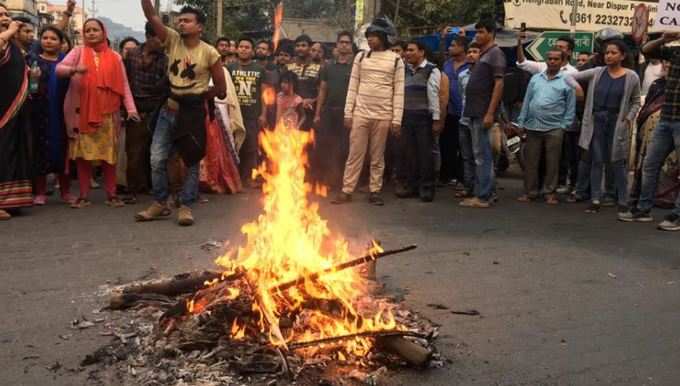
[545,194,559,205]
[122,195,137,205]
[61,193,77,205]
[33,195,48,206]
[105,197,125,208]
[70,198,91,209]
[516,195,534,203]
[0,209,11,221]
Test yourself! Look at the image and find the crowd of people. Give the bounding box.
[0,1,679,232]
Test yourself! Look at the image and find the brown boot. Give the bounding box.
[177,205,194,226]
[135,201,171,222]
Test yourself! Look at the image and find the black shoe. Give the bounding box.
[619,208,653,223]
[567,193,586,203]
[368,192,384,206]
[395,190,417,198]
[331,192,352,204]
[419,187,435,202]
[601,197,616,207]
[658,213,680,231]
[585,201,601,214]
[395,183,416,198]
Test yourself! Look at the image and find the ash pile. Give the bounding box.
[83,259,443,385]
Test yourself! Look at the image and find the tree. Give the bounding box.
[381,0,496,36]
[176,0,275,40]
[176,0,355,41]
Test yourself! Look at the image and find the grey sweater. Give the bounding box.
[571,67,641,162]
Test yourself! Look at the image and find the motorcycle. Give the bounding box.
[493,121,527,176]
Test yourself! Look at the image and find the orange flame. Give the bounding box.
[207,119,401,355]
[272,2,284,52]
[263,86,276,107]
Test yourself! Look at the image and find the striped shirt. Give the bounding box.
[344,50,405,126]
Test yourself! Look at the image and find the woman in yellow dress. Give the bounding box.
[57,18,139,208]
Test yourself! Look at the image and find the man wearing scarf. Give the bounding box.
[137,1,226,226]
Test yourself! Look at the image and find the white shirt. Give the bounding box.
[641,62,664,95]
[516,59,579,75]
[407,60,442,120]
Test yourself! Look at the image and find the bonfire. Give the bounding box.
[86,121,439,384]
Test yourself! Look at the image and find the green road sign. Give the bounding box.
[526,31,593,62]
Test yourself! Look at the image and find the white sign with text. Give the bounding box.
[658,0,680,31]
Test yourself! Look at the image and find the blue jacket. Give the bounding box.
[442,59,469,117]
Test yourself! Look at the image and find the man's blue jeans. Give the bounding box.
[638,119,680,215]
[150,107,200,207]
[458,124,475,194]
[467,118,495,201]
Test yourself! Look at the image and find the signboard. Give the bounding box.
[504,0,660,33]
[355,0,365,28]
[658,0,680,31]
[526,31,593,61]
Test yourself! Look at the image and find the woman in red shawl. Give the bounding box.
[57,18,139,208]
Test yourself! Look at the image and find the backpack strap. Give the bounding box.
[422,62,436,80]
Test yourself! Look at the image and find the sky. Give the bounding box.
[52,0,177,32]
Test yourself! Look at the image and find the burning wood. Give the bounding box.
[270,244,418,293]
[85,120,442,383]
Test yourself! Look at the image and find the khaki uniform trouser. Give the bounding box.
[341,115,391,194]
[524,128,564,196]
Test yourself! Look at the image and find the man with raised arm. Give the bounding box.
[136,1,226,227]
[620,32,680,231]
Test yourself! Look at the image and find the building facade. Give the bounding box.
[4,0,39,23]
[35,0,86,44]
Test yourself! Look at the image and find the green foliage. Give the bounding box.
[175,0,353,41]
[174,0,495,41]
[381,0,495,36]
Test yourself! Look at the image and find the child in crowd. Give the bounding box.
[276,71,305,128]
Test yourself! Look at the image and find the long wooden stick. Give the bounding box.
[269,245,417,293]
[122,270,244,296]
[288,329,428,350]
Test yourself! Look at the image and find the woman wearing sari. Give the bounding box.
[200,67,244,194]
[0,9,34,220]
[29,26,75,205]
[57,18,139,208]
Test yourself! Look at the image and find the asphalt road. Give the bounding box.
[2,174,680,385]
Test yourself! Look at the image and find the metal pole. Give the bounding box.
[216,0,223,37]
[570,0,578,36]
